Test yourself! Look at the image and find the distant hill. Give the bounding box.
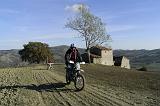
[0,45,160,71]
[114,49,160,71]
[0,49,22,67]
[0,45,85,67]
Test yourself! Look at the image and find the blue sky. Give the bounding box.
[0,0,160,50]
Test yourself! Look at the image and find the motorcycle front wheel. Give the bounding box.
[74,74,85,91]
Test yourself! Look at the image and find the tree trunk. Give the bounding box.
[87,48,91,63]
[46,57,48,64]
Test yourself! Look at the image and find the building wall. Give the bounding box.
[121,57,130,69]
[101,50,114,66]
[93,58,101,64]
[92,50,114,66]
[83,48,130,69]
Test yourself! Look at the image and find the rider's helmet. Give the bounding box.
[70,43,75,49]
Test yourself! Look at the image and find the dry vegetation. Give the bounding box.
[0,64,159,106]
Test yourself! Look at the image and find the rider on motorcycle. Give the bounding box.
[65,44,82,73]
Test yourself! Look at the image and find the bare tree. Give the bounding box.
[65,4,111,63]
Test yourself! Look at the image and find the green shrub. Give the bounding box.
[138,66,148,71]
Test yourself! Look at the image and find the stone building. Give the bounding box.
[113,56,130,69]
[82,46,114,66]
[82,45,131,69]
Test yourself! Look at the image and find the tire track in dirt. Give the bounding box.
[36,71,63,106]
[74,91,108,106]
[43,70,91,106]
[33,70,70,106]
[49,71,115,106]
[84,88,117,106]
[44,70,122,106]
[50,69,134,106]
[0,67,135,106]
[89,86,134,106]
[64,92,93,106]
[41,71,86,106]
[32,71,47,106]
[0,67,136,106]
[48,69,136,106]
[85,85,134,106]
[35,70,88,106]
[44,70,98,106]
[40,72,70,106]
[46,69,113,106]
[1,66,159,106]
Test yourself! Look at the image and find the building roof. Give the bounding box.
[81,53,101,58]
[91,45,112,50]
[90,53,101,58]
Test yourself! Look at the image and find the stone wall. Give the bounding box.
[101,50,114,66]
[82,46,130,69]
[121,57,130,69]
[93,58,101,64]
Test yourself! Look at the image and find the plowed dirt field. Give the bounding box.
[0,64,159,106]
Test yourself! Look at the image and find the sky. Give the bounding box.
[0,0,160,50]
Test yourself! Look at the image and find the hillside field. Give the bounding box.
[0,64,159,106]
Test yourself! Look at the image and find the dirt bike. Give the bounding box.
[65,61,85,91]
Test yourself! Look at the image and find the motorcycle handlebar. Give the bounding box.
[69,61,85,64]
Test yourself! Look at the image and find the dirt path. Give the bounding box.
[0,67,159,106]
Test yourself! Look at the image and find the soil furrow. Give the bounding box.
[42,70,90,106]
[42,71,76,106]
[45,69,123,106]
[44,70,97,106]
[88,85,135,106]
[35,70,69,106]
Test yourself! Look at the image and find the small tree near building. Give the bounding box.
[65,4,111,63]
[19,42,53,64]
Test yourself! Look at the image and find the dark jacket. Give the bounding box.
[65,47,82,65]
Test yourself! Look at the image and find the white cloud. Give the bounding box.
[65,4,89,13]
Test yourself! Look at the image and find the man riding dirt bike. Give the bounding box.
[65,44,85,91]
[65,44,82,66]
